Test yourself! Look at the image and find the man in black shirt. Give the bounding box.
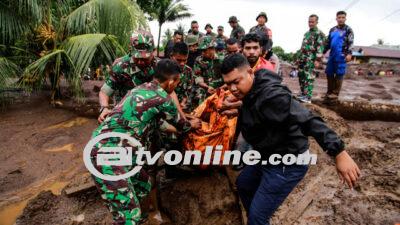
[220,53,360,225]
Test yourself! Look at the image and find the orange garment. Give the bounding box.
[183,89,237,169]
[253,57,274,72]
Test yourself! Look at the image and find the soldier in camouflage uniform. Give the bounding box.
[249,12,273,50]
[91,59,200,225]
[216,26,228,61]
[204,23,217,38]
[216,26,228,44]
[98,31,157,123]
[192,36,224,106]
[296,14,326,103]
[228,16,245,42]
[170,42,195,113]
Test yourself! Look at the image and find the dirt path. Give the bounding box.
[0,94,98,225]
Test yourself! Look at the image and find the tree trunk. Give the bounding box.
[157,23,162,57]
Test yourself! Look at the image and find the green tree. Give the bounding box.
[137,0,192,56]
[162,29,173,47]
[272,46,296,62]
[176,23,186,34]
[0,0,147,104]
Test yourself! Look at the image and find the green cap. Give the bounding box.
[256,12,268,21]
[205,23,213,29]
[228,16,239,23]
[185,34,199,46]
[198,36,216,50]
[217,25,224,30]
[130,30,154,58]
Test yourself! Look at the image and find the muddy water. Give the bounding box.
[0,180,69,225]
[0,96,98,225]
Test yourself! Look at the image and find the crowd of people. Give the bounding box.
[90,10,360,225]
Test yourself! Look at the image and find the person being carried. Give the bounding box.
[221,53,360,225]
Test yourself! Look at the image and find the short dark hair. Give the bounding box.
[172,42,189,55]
[174,30,183,36]
[241,33,260,48]
[154,59,182,82]
[337,11,347,16]
[226,38,238,46]
[221,53,249,75]
[309,14,319,21]
[191,20,198,24]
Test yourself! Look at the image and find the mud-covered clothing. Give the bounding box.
[91,80,190,224]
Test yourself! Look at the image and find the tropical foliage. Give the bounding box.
[0,0,147,103]
[137,0,192,56]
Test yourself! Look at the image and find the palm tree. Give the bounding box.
[176,23,186,34]
[0,0,148,104]
[162,28,173,47]
[137,0,192,56]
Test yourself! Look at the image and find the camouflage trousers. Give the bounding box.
[93,165,151,225]
[298,65,315,98]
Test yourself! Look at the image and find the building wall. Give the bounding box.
[367,57,400,64]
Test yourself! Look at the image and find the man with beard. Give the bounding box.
[241,33,274,72]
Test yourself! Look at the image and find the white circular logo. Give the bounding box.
[83,132,142,181]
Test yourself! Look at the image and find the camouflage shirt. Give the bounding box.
[297,27,326,67]
[193,55,223,89]
[175,65,194,104]
[216,34,228,43]
[230,25,245,41]
[249,25,273,50]
[102,54,157,102]
[93,80,191,152]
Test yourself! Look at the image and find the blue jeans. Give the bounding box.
[236,164,308,225]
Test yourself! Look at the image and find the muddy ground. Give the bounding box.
[0,74,399,225]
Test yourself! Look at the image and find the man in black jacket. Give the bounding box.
[220,53,360,225]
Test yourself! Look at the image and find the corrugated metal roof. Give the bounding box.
[353,46,400,59]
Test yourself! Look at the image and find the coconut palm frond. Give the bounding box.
[62,33,125,77]
[64,0,148,47]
